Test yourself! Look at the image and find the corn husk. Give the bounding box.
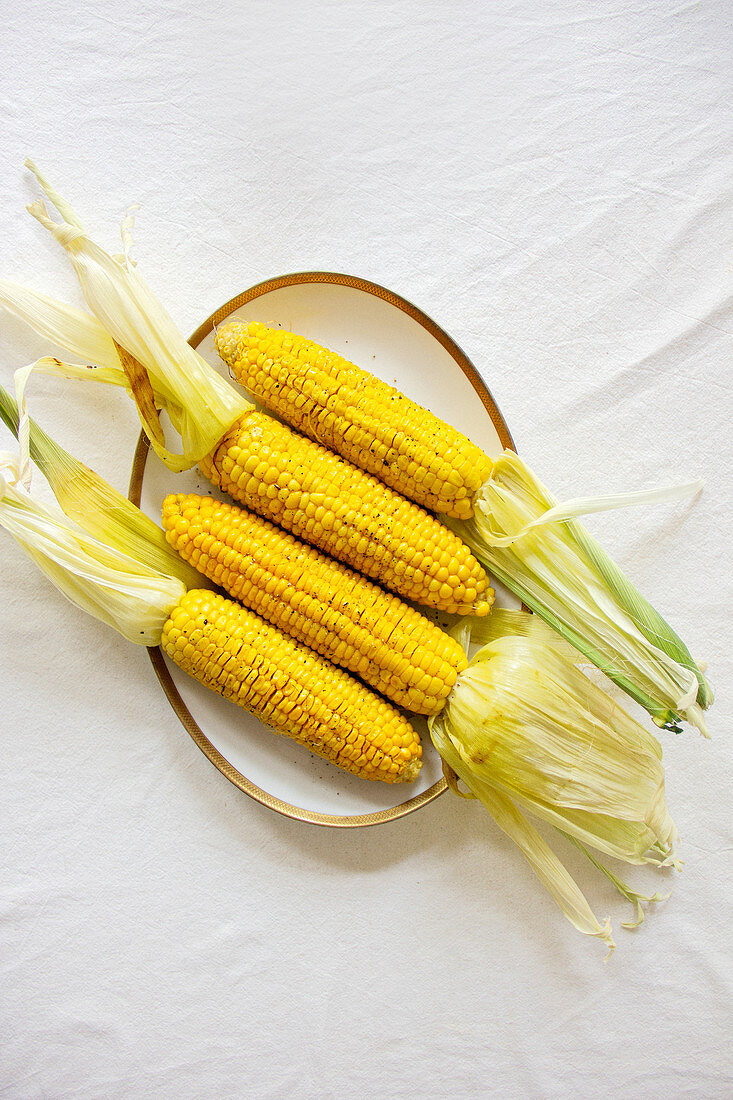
[0,451,184,645]
[450,451,712,733]
[432,611,680,950]
[2,162,712,735]
[13,159,250,471]
[0,372,202,591]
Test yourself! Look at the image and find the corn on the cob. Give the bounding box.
[199,410,494,617]
[163,589,422,782]
[162,492,468,715]
[216,320,494,520]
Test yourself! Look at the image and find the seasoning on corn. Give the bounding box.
[216,319,712,736]
[162,492,468,715]
[215,320,494,520]
[0,385,422,784]
[1,384,683,949]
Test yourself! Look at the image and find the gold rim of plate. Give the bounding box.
[128,271,516,828]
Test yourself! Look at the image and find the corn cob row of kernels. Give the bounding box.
[161,492,468,715]
[199,409,494,617]
[162,589,422,783]
[216,321,494,520]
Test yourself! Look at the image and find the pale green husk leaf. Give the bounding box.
[437,742,616,952]
[0,454,184,645]
[450,451,712,733]
[0,279,122,369]
[567,837,673,930]
[0,373,203,591]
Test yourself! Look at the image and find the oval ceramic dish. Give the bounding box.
[129,272,515,827]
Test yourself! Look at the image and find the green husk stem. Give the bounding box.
[450,606,586,662]
[430,612,680,948]
[450,451,712,733]
[0,373,203,591]
[17,159,250,471]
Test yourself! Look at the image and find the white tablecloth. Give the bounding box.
[1,2,731,1097]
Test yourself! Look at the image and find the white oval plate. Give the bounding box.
[130,272,515,827]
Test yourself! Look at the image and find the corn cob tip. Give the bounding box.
[214,321,242,363]
[400,757,423,784]
[465,595,495,617]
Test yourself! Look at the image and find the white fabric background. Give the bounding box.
[1,2,732,1097]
